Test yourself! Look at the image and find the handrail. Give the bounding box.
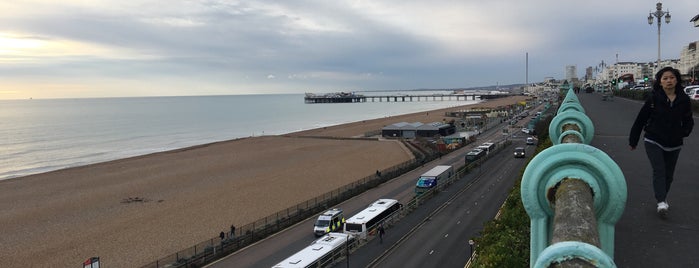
[521,88,627,268]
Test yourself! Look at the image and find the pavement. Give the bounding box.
[576,92,699,268]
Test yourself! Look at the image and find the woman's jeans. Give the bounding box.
[644,141,681,203]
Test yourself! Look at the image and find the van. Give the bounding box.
[313,209,344,236]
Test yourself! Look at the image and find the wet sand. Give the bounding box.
[0,95,528,267]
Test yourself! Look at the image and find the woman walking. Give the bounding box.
[629,67,694,218]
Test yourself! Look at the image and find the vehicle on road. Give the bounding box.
[344,199,402,239]
[526,137,536,145]
[684,85,699,100]
[415,165,454,195]
[465,148,486,164]
[313,208,344,237]
[477,142,496,153]
[514,147,525,158]
[272,232,353,268]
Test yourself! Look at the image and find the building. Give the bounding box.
[381,122,455,139]
[678,41,699,83]
[565,65,578,82]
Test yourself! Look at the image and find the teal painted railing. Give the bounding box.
[521,88,627,267]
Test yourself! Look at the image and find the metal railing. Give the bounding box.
[521,88,627,267]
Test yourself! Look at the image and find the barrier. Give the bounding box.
[521,88,627,267]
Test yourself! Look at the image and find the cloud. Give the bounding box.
[0,0,698,99]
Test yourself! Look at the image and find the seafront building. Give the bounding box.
[593,40,699,86]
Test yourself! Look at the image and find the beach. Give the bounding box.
[0,95,528,267]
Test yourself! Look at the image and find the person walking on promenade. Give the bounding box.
[629,67,694,218]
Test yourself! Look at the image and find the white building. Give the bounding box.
[678,41,698,82]
[565,65,577,82]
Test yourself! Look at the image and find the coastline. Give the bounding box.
[0,95,528,267]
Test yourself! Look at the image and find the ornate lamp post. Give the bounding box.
[648,2,671,73]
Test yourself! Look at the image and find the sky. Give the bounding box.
[1,1,698,99]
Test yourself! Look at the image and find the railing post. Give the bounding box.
[521,89,627,267]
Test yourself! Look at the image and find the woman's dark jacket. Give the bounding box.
[629,88,694,148]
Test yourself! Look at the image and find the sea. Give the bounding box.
[0,91,480,180]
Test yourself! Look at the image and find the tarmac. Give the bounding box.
[576,91,699,268]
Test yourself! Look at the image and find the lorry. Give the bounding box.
[415,165,454,195]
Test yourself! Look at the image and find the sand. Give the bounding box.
[0,95,529,268]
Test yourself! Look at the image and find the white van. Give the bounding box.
[313,209,344,236]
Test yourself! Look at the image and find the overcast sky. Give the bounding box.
[1,1,698,99]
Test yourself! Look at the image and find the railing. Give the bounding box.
[520,89,627,267]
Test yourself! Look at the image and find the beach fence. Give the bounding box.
[141,143,439,268]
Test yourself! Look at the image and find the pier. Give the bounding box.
[304,92,511,104]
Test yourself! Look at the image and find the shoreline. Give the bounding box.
[0,95,529,267]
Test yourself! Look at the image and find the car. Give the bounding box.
[521,128,531,134]
[526,137,536,145]
[684,85,699,100]
[683,85,699,94]
[631,85,650,91]
[514,147,525,158]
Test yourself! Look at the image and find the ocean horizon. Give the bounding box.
[0,92,480,180]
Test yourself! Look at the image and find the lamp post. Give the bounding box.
[648,2,671,73]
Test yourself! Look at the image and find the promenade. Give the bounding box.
[576,92,699,267]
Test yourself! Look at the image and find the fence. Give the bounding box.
[521,89,627,267]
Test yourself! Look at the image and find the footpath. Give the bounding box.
[577,92,699,267]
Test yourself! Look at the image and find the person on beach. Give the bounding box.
[629,67,694,218]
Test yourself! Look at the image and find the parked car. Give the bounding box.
[684,85,699,100]
[514,147,525,158]
[684,85,699,94]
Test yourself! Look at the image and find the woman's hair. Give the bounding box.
[653,67,684,92]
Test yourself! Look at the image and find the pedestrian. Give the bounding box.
[629,66,694,218]
[219,231,225,240]
[230,224,236,239]
[378,224,385,243]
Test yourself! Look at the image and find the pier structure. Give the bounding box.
[304,92,510,104]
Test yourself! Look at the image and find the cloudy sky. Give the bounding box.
[1,1,698,99]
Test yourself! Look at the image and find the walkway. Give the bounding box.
[577,92,699,267]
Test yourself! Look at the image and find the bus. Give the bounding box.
[272,232,353,268]
[344,199,402,239]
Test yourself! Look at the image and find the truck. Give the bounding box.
[415,165,454,195]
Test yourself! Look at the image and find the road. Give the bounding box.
[359,139,529,268]
[207,111,537,268]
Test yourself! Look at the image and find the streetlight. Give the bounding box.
[648,2,671,73]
